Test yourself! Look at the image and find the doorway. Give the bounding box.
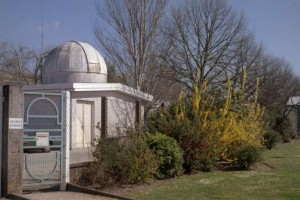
[75,101,93,148]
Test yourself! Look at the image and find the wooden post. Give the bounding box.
[101,97,107,138]
[135,100,141,126]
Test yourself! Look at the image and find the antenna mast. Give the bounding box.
[41,0,44,54]
[39,0,45,84]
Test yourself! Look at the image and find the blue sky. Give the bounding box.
[0,0,299,73]
[0,0,97,51]
[228,0,300,74]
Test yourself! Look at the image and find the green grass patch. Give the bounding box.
[127,140,300,200]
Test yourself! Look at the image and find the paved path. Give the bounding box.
[23,191,117,200]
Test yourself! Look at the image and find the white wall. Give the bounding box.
[70,91,145,142]
[107,94,136,136]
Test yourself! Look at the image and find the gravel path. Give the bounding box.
[23,191,117,200]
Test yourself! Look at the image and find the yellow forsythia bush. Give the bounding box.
[190,69,266,162]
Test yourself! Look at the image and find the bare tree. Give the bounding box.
[228,38,300,114]
[94,0,167,90]
[161,0,249,91]
[0,43,33,85]
[258,55,300,112]
[225,35,266,100]
[0,42,45,85]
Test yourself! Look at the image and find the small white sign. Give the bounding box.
[9,118,23,129]
[36,132,49,146]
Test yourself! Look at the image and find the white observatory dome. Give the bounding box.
[42,41,107,84]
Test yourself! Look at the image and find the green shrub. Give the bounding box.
[263,129,279,149]
[91,131,158,187]
[146,132,184,179]
[233,145,262,170]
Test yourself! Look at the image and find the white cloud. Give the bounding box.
[53,21,60,28]
[37,20,60,32]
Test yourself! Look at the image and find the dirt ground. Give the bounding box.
[23,191,117,200]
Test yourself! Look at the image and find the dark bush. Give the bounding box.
[274,117,295,143]
[263,129,279,149]
[164,120,217,172]
[146,132,184,179]
[147,106,218,173]
[89,132,158,187]
[233,145,262,170]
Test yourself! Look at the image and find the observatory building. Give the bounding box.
[0,41,153,193]
[23,41,152,165]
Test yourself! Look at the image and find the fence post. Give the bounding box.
[61,91,70,190]
[101,97,107,138]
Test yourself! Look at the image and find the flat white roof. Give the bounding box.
[23,83,153,102]
[287,96,300,106]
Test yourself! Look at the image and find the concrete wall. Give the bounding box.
[107,93,139,136]
[69,164,88,184]
[1,85,23,196]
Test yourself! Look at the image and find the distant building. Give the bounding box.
[287,96,300,135]
[0,70,36,85]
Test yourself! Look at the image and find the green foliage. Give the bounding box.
[128,141,300,200]
[90,132,158,187]
[232,145,262,170]
[146,132,184,179]
[263,129,279,149]
[146,108,172,134]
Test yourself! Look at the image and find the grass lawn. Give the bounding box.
[126,139,300,200]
